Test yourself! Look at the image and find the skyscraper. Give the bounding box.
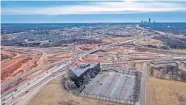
[148,18,151,23]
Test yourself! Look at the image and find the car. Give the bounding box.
[14,88,17,91]
[25,90,29,93]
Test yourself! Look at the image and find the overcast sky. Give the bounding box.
[2,0,186,23]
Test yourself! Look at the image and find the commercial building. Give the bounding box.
[148,18,151,23]
[68,62,100,87]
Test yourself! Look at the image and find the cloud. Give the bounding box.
[2,1,186,15]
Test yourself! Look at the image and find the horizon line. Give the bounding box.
[2,22,186,24]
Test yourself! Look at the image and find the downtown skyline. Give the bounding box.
[2,0,186,23]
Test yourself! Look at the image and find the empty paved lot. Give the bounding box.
[80,71,136,104]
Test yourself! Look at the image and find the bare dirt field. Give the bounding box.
[47,53,72,63]
[147,77,186,105]
[1,49,16,59]
[1,48,42,82]
[135,38,164,47]
[78,44,97,51]
[171,49,186,54]
[102,37,128,43]
[27,75,127,105]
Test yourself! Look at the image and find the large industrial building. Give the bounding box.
[68,62,100,87]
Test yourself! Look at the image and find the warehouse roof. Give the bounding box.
[70,62,99,77]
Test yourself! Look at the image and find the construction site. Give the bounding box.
[1,45,75,95]
[1,38,171,105]
[1,23,186,105]
[1,48,42,82]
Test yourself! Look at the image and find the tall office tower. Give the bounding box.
[148,18,151,23]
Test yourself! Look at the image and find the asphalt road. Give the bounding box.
[140,63,147,105]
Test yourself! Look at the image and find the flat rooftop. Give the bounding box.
[70,62,99,77]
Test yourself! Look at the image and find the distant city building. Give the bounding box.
[141,20,143,24]
[141,18,156,25]
[68,62,100,87]
[148,18,151,23]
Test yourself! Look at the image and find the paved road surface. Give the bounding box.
[140,63,147,105]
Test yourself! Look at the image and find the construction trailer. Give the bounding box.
[68,62,100,87]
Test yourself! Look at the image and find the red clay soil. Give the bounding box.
[1,50,16,59]
[73,57,88,65]
[57,53,72,58]
[1,50,41,82]
[11,60,37,76]
[83,54,104,62]
[1,67,43,93]
[79,44,96,50]
[1,55,29,80]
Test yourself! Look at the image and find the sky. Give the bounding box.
[1,0,186,23]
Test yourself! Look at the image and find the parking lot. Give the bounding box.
[80,71,136,104]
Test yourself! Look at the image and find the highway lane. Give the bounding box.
[17,69,68,105]
[140,63,147,105]
[2,59,72,105]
